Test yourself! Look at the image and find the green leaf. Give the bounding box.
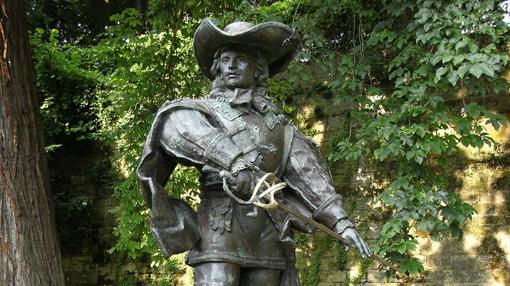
[430,55,441,65]
[454,40,466,51]
[480,62,495,77]
[441,53,453,63]
[397,242,407,254]
[405,150,415,161]
[435,67,448,81]
[468,64,483,78]
[452,55,464,65]
[447,71,459,86]
[399,258,425,274]
[416,126,426,137]
[457,65,469,78]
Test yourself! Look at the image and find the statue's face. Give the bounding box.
[218,49,256,90]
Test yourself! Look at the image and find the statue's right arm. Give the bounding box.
[136,103,245,256]
[137,103,248,206]
[158,108,243,171]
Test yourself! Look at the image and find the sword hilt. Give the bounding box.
[221,171,400,272]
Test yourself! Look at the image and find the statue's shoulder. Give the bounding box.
[152,97,226,131]
[252,94,289,129]
[156,97,212,116]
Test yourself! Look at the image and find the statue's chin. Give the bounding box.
[225,80,254,90]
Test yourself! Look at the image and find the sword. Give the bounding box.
[221,172,400,272]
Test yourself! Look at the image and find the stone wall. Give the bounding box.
[56,98,510,285]
[292,94,510,286]
[49,141,156,285]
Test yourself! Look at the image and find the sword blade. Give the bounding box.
[277,203,399,272]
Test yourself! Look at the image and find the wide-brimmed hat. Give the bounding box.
[193,18,299,80]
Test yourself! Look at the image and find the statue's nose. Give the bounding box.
[228,58,238,69]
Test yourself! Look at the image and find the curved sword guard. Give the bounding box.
[221,172,400,272]
[221,172,287,208]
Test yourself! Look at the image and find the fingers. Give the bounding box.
[352,234,367,259]
[219,170,234,184]
[343,229,372,259]
[353,233,372,258]
[359,237,372,257]
[231,170,255,198]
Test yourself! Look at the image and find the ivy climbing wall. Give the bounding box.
[55,100,510,286]
[293,93,510,286]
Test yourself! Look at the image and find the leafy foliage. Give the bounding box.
[26,0,135,44]
[30,28,102,146]
[323,0,508,275]
[223,0,509,276]
[29,0,509,282]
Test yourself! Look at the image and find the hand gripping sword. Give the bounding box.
[221,172,399,272]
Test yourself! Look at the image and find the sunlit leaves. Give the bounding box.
[30,28,103,144]
[326,0,509,276]
[84,0,238,271]
[31,0,509,280]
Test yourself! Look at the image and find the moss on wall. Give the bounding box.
[58,99,510,286]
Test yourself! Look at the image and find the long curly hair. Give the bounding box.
[209,45,270,98]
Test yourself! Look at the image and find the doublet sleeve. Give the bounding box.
[283,129,353,233]
[159,108,243,170]
[136,100,247,256]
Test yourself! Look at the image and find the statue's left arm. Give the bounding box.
[283,129,372,258]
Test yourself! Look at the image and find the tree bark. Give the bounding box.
[0,1,65,285]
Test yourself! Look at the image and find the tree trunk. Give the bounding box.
[0,1,65,285]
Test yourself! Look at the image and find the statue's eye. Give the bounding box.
[221,57,229,63]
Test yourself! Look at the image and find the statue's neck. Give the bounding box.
[210,87,256,100]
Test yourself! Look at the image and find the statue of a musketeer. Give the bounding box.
[137,18,372,286]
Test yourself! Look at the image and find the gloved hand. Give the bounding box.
[231,169,256,199]
[340,227,372,259]
[219,168,256,200]
[333,218,372,258]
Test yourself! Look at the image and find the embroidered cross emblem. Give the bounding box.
[249,125,277,153]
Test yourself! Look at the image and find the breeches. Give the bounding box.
[187,193,287,270]
[193,262,281,286]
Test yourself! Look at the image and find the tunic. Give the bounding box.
[137,89,353,285]
[188,187,287,269]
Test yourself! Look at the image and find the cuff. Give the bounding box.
[203,133,242,169]
[312,194,348,229]
[230,157,256,175]
[333,218,354,234]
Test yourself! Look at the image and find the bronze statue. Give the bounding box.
[137,18,372,286]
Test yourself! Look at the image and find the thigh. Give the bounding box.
[240,268,281,286]
[194,262,241,286]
